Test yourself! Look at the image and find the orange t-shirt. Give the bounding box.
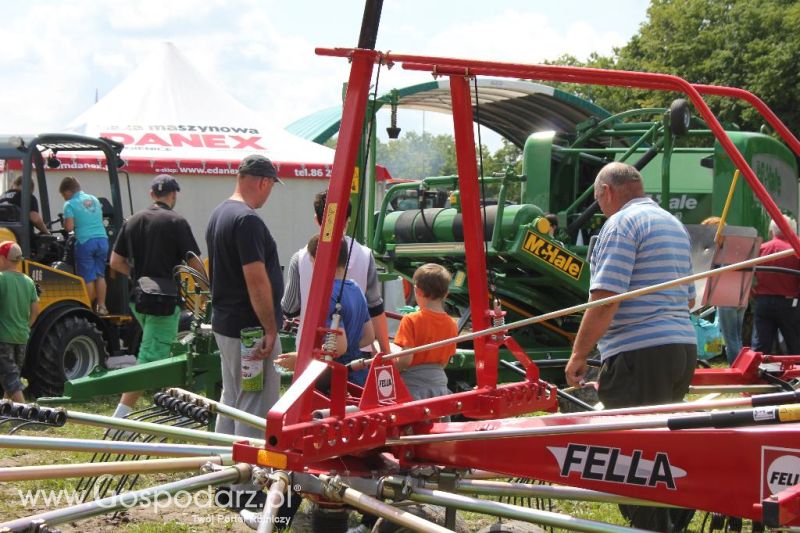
[394,308,457,366]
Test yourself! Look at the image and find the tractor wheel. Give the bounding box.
[557,365,600,413]
[376,504,469,532]
[619,504,695,532]
[478,520,546,533]
[669,99,691,136]
[30,315,108,397]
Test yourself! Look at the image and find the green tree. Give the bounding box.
[551,0,800,133]
[376,131,458,179]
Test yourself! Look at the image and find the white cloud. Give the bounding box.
[423,10,626,64]
[0,1,641,138]
[106,0,228,31]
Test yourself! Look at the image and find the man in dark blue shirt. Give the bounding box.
[205,155,284,440]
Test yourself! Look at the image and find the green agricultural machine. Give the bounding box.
[371,100,798,386]
[49,96,798,402]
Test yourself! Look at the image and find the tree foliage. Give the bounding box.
[551,0,800,133]
[374,132,521,181]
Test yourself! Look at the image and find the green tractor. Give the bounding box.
[0,133,143,397]
[372,100,798,386]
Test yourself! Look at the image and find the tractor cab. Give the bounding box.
[0,134,125,264]
[0,133,138,397]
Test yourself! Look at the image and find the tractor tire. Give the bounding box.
[619,503,695,532]
[669,99,691,136]
[29,315,108,397]
[557,366,600,413]
[478,520,546,533]
[376,504,469,532]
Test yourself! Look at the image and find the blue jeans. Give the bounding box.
[752,296,800,355]
[718,306,745,365]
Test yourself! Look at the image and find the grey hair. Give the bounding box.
[596,162,643,188]
[769,214,797,237]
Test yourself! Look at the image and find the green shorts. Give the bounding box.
[131,307,180,364]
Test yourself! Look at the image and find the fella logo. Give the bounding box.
[375,366,396,402]
[548,444,686,490]
[762,447,800,500]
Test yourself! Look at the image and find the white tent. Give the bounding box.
[47,42,360,262]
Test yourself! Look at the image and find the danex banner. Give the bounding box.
[9,125,391,181]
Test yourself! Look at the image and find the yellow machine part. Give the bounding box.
[23,260,91,310]
[0,227,17,244]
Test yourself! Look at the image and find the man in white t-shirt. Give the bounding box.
[281,191,390,355]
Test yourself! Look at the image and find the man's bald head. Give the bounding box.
[594,162,646,216]
[596,162,644,193]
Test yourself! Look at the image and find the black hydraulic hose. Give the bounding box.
[753,266,800,277]
[667,402,800,430]
[566,145,660,238]
[501,358,602,370]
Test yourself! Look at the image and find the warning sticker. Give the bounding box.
[321,202,338,242]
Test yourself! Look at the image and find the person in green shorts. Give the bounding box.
[109,175,203,418]
[0,241,39,402]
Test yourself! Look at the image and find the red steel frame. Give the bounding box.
[233,48,800,525]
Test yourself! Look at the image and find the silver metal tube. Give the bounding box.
[391,394,796,443]
[352,249,793,366]
[0,435,231,456]
[166,387,267,432]
[66,409,265,447]
[450,479,674,508]
[0,455,232,482]
[388,415,671,445]
[405,486,655,533]
[312,405,359,419]
[537,392,778,422]
[258,473,289,533]
[0,463,251,531]
[319,474,451,533]
[688,385,782,394]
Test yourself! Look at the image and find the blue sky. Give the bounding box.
[0,0,650,143]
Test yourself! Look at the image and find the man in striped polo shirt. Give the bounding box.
[565,162,697,408]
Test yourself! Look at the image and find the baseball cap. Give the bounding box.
[0,241,22,262]
[238,155,284,184]
[151,174,181,194]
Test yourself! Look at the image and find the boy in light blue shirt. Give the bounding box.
[59,176,109,315]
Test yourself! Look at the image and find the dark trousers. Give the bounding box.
[598,344,697,409]
[599,343,698,532]
[752,295,800,355]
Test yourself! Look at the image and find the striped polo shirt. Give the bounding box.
[591,197,696,360]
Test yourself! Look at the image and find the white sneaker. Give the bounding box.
[346,525,372,533]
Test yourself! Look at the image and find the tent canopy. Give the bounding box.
[287,78,610,148]
[65,43,349,180]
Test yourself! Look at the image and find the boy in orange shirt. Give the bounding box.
[394,263,457,400]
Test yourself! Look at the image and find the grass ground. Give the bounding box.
[0,375,758,532]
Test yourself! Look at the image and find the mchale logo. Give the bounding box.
[762,447,800,500]
[548,444,686,490]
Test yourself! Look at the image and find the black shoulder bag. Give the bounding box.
[133,276,179,316]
